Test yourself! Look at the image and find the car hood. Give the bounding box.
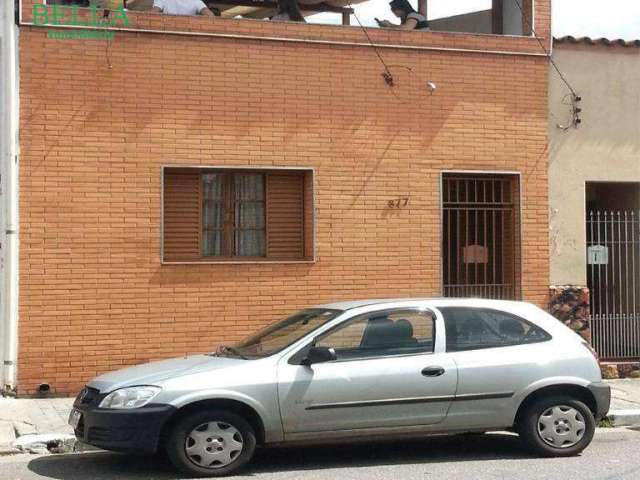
[87,354,247,393]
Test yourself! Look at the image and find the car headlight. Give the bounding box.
[99,386,161,409]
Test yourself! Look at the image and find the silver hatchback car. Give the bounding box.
[70,299,610,477]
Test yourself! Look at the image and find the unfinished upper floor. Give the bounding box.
[20,0,550,56]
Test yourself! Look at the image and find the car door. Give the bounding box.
[277,307,458,437]
[437,305,554,429]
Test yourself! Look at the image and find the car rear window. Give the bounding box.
[439,307,551,352]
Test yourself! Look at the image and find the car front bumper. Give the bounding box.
[71,390,176,454]
[588,381,611,422]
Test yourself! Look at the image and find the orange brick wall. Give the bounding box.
[17,7,550,395]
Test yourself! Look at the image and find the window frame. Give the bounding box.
[161,165,316,264]
[296,307,438,363]
[438,306,552,353]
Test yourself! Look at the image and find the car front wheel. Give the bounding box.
[518,395,596,457]
[166,410,256,477]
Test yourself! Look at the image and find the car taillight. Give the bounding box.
[581,341,599,361]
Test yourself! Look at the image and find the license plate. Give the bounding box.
[68,409,82,429]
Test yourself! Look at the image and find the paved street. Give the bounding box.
[1,428,640,480]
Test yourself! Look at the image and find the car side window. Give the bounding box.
[440,307,551,352]
[315,309,435,360]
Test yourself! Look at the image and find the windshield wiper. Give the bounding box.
[216,345,248,359]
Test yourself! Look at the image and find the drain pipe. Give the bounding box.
[0,0,20,394]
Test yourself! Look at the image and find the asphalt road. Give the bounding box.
[1,428,640,480]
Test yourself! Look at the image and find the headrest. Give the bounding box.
[499,319,525,338]
[395,319,414,338]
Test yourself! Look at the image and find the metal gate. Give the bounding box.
[442,174,520,299]
[587,210,640,359]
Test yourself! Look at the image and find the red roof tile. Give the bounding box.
[554,36,640,47]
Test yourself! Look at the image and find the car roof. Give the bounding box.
[315,297,531,311]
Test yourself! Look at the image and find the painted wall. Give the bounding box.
[549,42,640,286]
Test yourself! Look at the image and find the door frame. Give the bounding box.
[439,170,523,300]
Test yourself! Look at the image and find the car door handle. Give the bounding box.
[421,366,445,377]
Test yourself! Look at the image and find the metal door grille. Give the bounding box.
[442,174,520,299]
[587,210,640,359]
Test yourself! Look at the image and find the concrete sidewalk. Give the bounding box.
[1,379,639,454]
[0,397,73,454]
[607,378,640,426]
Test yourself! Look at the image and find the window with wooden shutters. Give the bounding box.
[163,167,314,263]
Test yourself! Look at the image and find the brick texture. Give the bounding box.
[17,3,550,395]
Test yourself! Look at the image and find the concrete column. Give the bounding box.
[418,0,427,16]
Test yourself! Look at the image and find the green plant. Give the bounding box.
[598,417,614,428]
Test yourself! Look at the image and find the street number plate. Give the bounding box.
[68,409,82,429]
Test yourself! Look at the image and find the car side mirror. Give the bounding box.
[301,346,336,366]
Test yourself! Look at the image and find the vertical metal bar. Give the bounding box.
[624,210,629,357]
[465,182,470,297]
[625,210,630,315]
[447,205,452,297]
[637,211,640,356]
[616,211,622,357]
[632,211,637,357]
[511,178,517,299]
[474,180,479,297]
[474,209,478,297]
[500,210,507,298]
[492,208,496,299]
[441,207,450,297]
[604,211,609,327]
[456,201,461,298]
[611,210,618,358]
[618,211,623,311]
[587,211,597,352]
[482,180,488,299]
[596,210,603,355]
[443,177,449,296]
[483,206,488,299]
[632,211,638,353]
[482,178,487,205]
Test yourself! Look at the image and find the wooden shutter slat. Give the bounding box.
[266,173,304,259]
[163,170,201,261]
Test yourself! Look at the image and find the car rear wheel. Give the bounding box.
[518,396,595,457]
[166,410,256,477]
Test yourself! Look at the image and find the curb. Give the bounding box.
[608,409,640,427]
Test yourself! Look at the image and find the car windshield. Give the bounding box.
[216,308,343,359]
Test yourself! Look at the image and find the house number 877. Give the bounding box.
[388,197,409,208]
